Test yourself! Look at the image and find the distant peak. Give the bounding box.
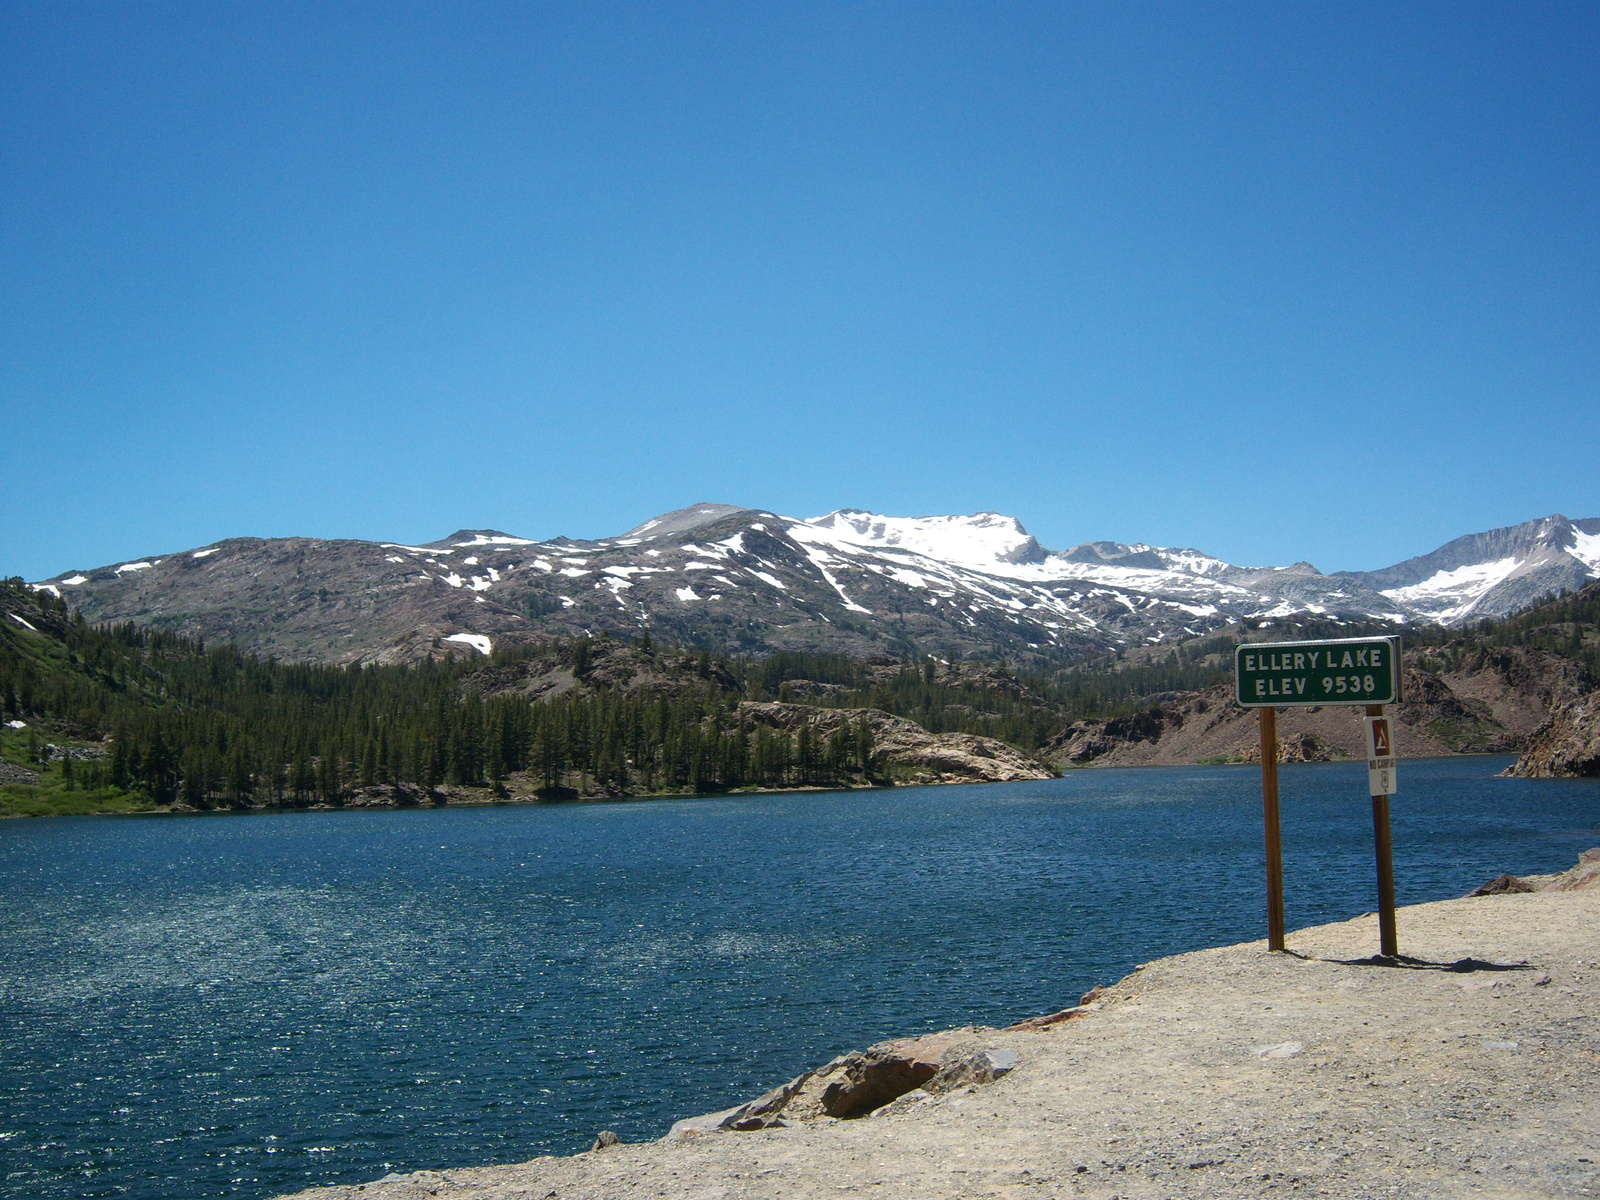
[1055,541,1167,570]
[430,529,538,549]
[620,503,757,540]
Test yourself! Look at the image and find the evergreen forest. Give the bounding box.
[4,576,1597,817]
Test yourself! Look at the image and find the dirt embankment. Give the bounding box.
[277,851,1600,1200]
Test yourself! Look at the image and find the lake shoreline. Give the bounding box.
[0,749,1530,820]
[274,854,1600,1200]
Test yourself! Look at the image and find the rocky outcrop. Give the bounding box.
[1470,847,1600,894]
[737,702,1054,785]
[1543,848,1600,891]
[1238,731,1336,764]
[1042,683,1352,767]
[666,1027,1018,1139]
[0,761,41,786]
[1468,873,1540,896]
[1506,693,1600,778]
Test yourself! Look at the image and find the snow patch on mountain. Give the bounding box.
[787,534,873,614]
[1380,557,1524,623]
[796,510,1040,570]
[452,534,537,548]
[443,633,492,656]
[1572,528,1600,572]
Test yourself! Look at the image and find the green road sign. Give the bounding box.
[1235,636,1402,707]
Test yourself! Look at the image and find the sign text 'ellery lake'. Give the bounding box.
[1234,637,1402,707]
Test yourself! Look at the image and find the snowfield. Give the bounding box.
[1380,557,1525,623]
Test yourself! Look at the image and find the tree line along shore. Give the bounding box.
[2,576,1597,817]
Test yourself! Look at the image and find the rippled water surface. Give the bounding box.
[2,756,1596,1199]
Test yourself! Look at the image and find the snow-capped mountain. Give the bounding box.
[1336,514,1600,624]
[29,507,1600,666]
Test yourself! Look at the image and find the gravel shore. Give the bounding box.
[278,884,1599,1200]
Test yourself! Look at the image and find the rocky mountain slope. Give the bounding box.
[1044,652,1577,768]
[29,506,1600,668]
[1045,582,1599,771]
[1337,513,1600,624]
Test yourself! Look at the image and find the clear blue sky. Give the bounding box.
[3,2,1596,581]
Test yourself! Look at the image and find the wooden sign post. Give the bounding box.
[1258,705,1286,951]
[1364,705,1400,957]
[1236,636,1403,956]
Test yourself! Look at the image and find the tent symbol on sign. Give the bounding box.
[1371,719,1391,756]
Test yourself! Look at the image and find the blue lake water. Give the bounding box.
[2,755,1597,1200]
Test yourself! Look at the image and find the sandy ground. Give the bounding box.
[279,888,1599,1200]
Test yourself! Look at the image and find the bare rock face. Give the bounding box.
[719,1067,820,1131]
[924,1046,1020,1093]
[1240,731,1336,764]
[1545,848,1600,891]
[817,1042,944,1118]
[737,702,1054,784]
[1508,693,1600,778]
[779,1030,979,1122]
[0,762,41,786]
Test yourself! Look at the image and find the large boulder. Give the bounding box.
[817,1043,943,1118]
[670,1026,1018,1137]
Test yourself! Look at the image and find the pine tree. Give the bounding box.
[227,743,254,807]
[855,718,875,776]
[181,749,205,808]
[291,753,314,805]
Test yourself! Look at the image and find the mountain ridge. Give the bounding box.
[26,508,1600,667]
